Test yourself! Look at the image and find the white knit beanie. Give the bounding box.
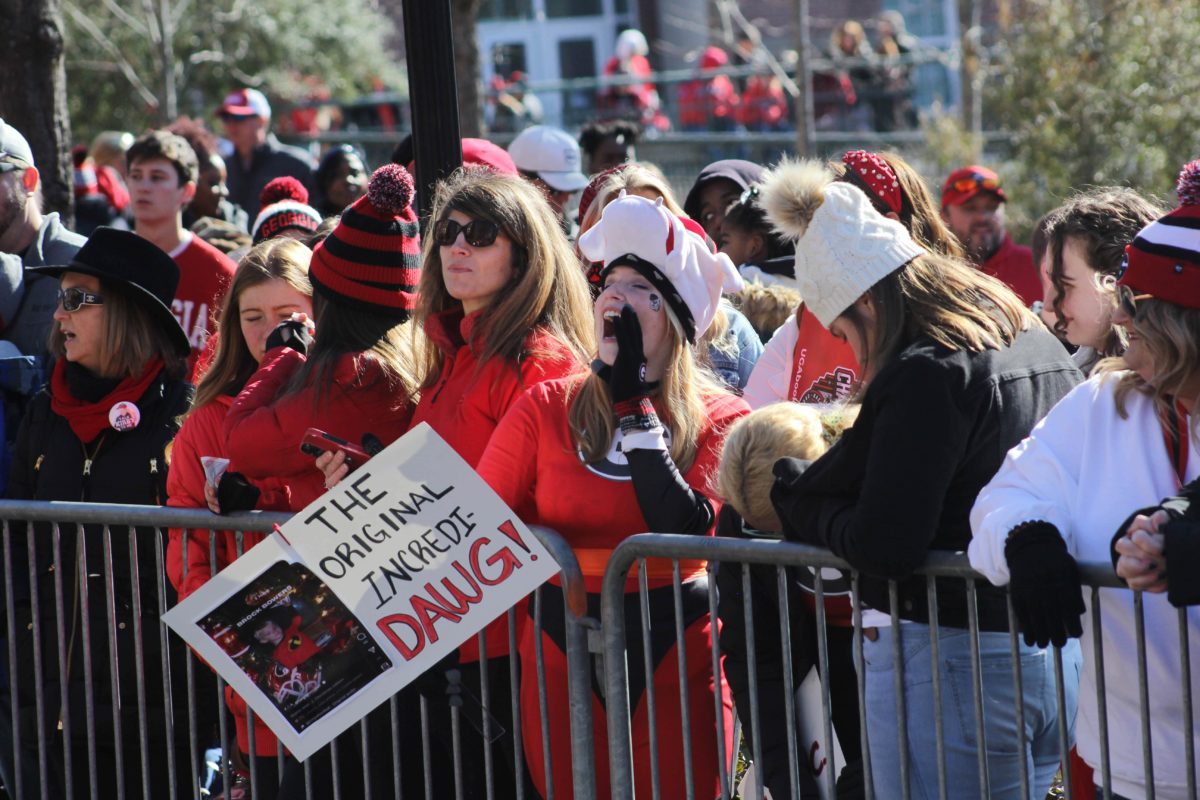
[759,159,926,327]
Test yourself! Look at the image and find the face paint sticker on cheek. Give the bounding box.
[649,293,662,312]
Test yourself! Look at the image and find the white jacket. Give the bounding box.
[969,374,1200,800]
[743,316,798,409]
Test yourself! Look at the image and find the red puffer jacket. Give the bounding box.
[411,307,584,660]
[166,395,293,756]
[224,347,414,511]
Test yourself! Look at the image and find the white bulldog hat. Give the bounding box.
[578,192,743,342]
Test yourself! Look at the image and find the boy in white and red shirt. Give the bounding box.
[128,130,235,379]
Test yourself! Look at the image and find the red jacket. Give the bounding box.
[478,377,749,592]
[410,307,584,660]
[411,308,584,469]
[165,395,293,756]
[737,74,788,129]
[982,233,1042,308]
[224,348,414,510]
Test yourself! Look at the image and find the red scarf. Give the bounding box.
[50,357,164,442]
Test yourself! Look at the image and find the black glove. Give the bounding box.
[265,318,313,355]
[216,471,261,514]
[361,433,385,457]
[1004,522,1085,647]
[608,305,655,403]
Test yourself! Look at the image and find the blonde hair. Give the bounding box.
[569,307,728,472]
[1096,299,1200,427]
[191,238,313,412]
[418,167,594,388]
[728,280,803,342]
[578,162,681,235]
[716,403,859,530]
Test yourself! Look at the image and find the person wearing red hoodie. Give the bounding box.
[165,237,311,795]
[478,193,749,800]
[321,167,595,798]
[223,164,420,511]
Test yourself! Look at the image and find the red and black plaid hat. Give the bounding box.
[310,164,420,318]
[1119,159,1200,309]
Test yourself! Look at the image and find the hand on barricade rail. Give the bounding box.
[1113,510,1168,592]
[1004,521,1085,648]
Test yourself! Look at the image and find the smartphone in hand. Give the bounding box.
[300,428,372,469]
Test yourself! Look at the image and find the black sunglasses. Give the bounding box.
[57,286,104,312]
[1117,284,1152,318]
[434,218,500,248]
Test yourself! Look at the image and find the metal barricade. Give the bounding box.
[0,500,598,800]
[601,533,1200,800]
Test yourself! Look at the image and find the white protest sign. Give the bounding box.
[164,422,558,760]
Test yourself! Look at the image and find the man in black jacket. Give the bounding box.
[218,88,315,216]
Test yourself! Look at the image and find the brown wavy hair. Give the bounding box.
[417,167,594,388]
[840,250,1037,382]
[1044,187,1164,355]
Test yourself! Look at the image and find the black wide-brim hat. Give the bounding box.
[30,227,190,357]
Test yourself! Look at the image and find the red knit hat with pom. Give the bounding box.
[310,164,420,317]
[1120,159,1200,309]
[251,176,322,243]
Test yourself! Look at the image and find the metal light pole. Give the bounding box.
[401,0,464,221]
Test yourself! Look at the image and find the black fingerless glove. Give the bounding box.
[265,319,313,355]
[216,471,261,514]
[1004,522,1085,647]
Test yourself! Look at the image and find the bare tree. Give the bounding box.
[450,0,483,137]
[0,0,74,223]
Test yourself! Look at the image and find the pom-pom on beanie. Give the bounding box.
[309,164,420,318]
[1120,158,1200,309]
[251,177,322,243]
[578,192,743,343]
[759,158,925,328]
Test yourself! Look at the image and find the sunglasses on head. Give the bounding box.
[433,218,501,248]
[951,173,1001,194]
[57,286,104,312]
[1117,284,1153,318]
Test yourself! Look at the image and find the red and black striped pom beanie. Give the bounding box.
[1120,159,1200,309]
[310,164,420,318]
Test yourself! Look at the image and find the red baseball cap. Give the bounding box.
[219,88,271,120]
[941,165,1006,209]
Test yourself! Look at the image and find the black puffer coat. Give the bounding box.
[3,366,196,798]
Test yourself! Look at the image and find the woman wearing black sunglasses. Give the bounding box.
[970,160,1200,800]
[4,227,195,796]
[403,166,595,798]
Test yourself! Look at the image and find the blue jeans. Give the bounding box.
[862,624,1081,800]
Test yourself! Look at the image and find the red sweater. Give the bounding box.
[411,308,583,660]
[477,378,749,592]
[172,234,236,378]
[224,348,414,510]
[982,233,1042,307]
[165,395,293,756]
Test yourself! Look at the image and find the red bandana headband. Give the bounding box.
[842,150,903,216]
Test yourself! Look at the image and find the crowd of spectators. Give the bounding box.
[0,66,1196,799]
